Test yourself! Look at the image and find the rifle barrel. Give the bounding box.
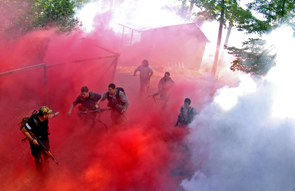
[78,108,111,114]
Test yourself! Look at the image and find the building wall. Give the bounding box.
[139,24,208,69]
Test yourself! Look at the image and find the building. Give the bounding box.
[119,21,210,69]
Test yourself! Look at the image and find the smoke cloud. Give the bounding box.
[0,1,251,190]
[181,26,295,191]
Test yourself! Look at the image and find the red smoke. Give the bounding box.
[0,21,230,190]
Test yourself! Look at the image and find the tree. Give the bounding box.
[0,0,91,37]
[192,0,251,76]
[0,0,35,37]
[227,0,295,76]
[226,38,276,76]
[33,0,80,31]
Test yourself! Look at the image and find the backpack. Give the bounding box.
[107,87,126,104]
[19,110,37,131]
[19,110,38,141]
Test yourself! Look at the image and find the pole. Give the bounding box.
[44,65,48,105]
[112,56,119,82]
[130,29,134,46]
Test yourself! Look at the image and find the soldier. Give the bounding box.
[68,86,102,126]
[21,106,59,172]
[97,83,129,126]
[158,72,175,108]
[175,98,198,127]
[134,59,154,95]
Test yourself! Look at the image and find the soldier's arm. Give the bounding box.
[68,104,75,117]
[49,112,60,119]
[119,91,129,112]
[68,96,81,117]
[134,66,140,76]
[21,125,39,145]
[149,67,154,78]
[94,96,103,108]
[97,92,108,104]
[193,108,198,116]
[158,79,163,90]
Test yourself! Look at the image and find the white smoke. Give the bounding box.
[181,26,295,191]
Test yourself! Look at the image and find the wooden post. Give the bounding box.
[130,29,134,46]
[112,56,119,82]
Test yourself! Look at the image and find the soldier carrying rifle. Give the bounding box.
[175,98,198,127]
[148,72,175,108]
[21,106,59,172]
[97,83,129,126]
[68,86,102,127]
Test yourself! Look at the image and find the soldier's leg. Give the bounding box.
[111,109,123,126]
[87,112,97,128]
[139,77,147,96]
[30,142,43,172]
[42,141,50,171]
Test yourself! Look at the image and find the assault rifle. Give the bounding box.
[29,132,59,165]
[114,105,129,120]
[147,92,160,102]
[78,108,111,114]
[77,108,111,131]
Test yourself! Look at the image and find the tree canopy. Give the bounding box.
[0,0,92,37]
[33,0,79,30]
[227,38,276,76]
[227,0,295,76]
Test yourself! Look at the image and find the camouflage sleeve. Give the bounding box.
[193,107,198,116]
[101,91,108,101]
[180,105,183,115]
[119,91,129,111]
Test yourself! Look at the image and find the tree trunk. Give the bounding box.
[211,0,225,76]
[188,1,194,20]
[281,0,286,17]
[110,0,115,10]
[217,24,233,67]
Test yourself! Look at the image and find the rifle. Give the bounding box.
[77,108,111,131]
[77,108,111,114]
[29,132,59,165]
[174,115,184,127]
[147,92,160,102]
[114,105,129,120]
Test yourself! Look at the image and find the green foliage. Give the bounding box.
[246,0,295,34]
[193,0,222,21]
[0,0,35,37]
[226,0,295,76]
[33,0,79,31]
[227,38,277,76]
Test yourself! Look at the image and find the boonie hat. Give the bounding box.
[39,106,53,115]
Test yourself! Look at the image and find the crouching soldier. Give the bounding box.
[68,86,102,127]
[175,98,198,127]
[21,106,59,172]
[97,83,129,126]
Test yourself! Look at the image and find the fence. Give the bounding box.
[0,48,120,106]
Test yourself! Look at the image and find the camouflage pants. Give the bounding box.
[110,109,125,126]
